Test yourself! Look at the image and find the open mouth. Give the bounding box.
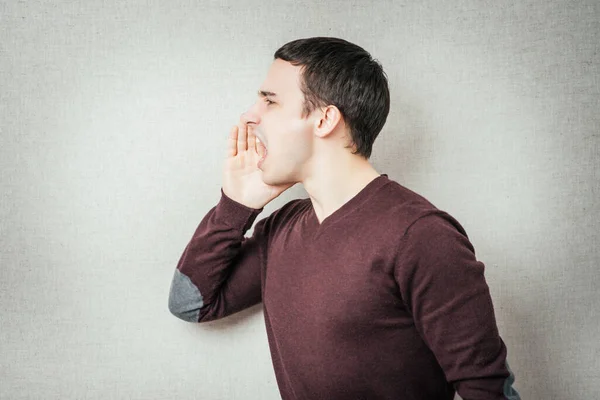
[256,138,268,168]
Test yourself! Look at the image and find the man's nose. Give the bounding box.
[241,104,261,126]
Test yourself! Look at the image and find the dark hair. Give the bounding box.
[274,37,390,159]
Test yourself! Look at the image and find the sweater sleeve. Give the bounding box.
[394,212,521,400]
[168,189,269,323]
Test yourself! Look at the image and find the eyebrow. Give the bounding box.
[258,90,278,98]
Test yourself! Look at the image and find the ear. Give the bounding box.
[314,105,343,138]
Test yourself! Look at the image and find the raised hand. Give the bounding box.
[222,122,294,209]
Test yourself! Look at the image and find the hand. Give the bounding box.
[222,122,294,209]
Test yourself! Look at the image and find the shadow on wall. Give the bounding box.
[500,295,549,399]
[371,83,433,185]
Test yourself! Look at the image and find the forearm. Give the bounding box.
[168,189,264,322]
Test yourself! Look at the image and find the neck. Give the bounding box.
[302,152,381,224]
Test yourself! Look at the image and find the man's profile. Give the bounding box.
[168,37,521,400]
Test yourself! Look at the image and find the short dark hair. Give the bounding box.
[274,37,390,159]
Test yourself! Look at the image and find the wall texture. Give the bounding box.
[1,0,598,399]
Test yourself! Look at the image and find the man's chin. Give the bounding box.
[261,174,278,187]
[261,171,294,188]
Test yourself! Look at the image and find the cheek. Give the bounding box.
[266,115,313,157]
[286,118,313,149]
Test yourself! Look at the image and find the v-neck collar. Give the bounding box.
[306,174,390,233]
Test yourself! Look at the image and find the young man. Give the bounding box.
[168,37,521,400]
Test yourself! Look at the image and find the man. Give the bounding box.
[168,37,521,400]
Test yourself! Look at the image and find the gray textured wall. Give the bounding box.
[1,1,598,399]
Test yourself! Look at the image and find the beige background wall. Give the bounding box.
[1,1,598,399]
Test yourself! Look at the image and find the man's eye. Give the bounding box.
[264,98,275,105]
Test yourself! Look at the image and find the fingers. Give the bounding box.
[227,122,257,158]
[227,125,238,157]
[247,125,257,153]
[237,122,247,154]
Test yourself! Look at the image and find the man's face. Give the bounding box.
[241,59,317,186]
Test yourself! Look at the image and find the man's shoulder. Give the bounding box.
[370,178,469,238]
[372,178,439,220]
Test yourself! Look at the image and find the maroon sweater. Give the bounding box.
[168,174,521,400]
